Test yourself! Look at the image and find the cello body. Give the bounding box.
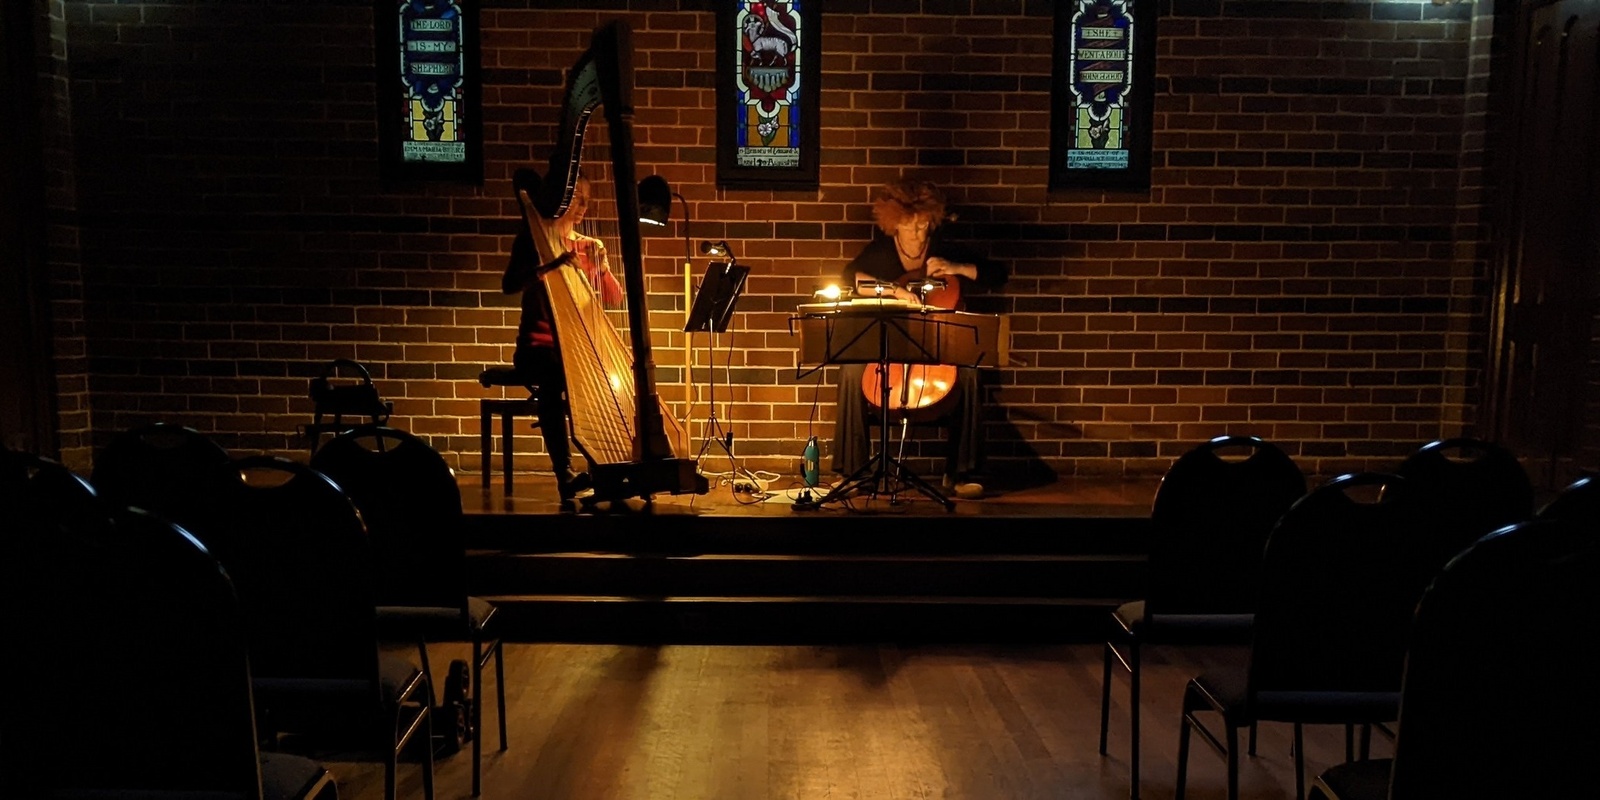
[860,269,962,424]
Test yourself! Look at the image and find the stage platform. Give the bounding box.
[460,473,1160,645]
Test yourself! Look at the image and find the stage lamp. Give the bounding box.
[637,175,672,227]
[815,284,842,301]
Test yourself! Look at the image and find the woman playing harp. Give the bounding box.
[506,20,705,506]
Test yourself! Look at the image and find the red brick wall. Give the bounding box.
[47,0,1491,481]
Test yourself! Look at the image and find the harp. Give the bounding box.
[514,21,707,502]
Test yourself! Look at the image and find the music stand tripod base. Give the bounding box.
[810,448,955,511]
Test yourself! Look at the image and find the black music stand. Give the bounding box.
[686,260,758,485]
[799,308,977,512]
[684,261,749,334]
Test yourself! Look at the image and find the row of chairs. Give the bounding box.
[4,460,343,800]
[1100,435,1597,800]
[2,423,508,799]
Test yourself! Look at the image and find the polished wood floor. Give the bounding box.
[327,642,1389,800]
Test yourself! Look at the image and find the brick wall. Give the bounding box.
[47,0,1491,482]
[42,0,92,470]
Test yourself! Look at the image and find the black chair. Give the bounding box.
[1099,435,1305,799]
[1395,437,1533,571]
[0,450,101,536]
[1307,518,1600,800]
[183,457,434,800]
[91,422,233,529]
[7,501,337,800]
[1176,473,1425,800]
[1538,474,1599,523]
[312,426,507,796]
[300,359,393,453]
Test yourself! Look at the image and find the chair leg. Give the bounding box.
[421,689,436,800]
[415,640,432,701]
[495,640,508,750]
[501,412,514,496]
[492,640,505,745]
[1225,724,1239,800]
[384,750,397,800]
[472,638,484,797]
[481,406,491,494]
[1248,721,1257,756]
[1345,723,1355,761]
[1128,640,1141,800]
[1175,710,1192,800]
[1099,641,1114,756]
[1360,723,1373,759]
[1293,723,1306,800]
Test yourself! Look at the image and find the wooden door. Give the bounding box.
[1492,0,1600,482]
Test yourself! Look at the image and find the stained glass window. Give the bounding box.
[717,0,820,189]
[1050,0,1155,192]
[378,1,481,182]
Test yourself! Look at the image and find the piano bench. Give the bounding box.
[478,367,540,496]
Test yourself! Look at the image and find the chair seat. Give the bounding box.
[1113,600,1254,643]
[1190,664,1401,725]
[261,752,336,800]
[1310,758,1392,800]
[376,596,498,641]
[254,653,425,715]
[479,366,538,390]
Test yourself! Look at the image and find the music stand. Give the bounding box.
[684,261,749,334]
[685,260,757,486]
[796,307,979,512]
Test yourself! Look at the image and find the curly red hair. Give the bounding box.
[871,179,950,235]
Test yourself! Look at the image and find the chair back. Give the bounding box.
[39,506,267,799]
[1538,475,1599,523]
[1388,518,1599,799]
[188,457,380,695]
[1147,435,1306,616]
[1395,437,1533,572]
[311,425,466,610]
[1249,473,1423,697]
[91,422,232,530]
[310,358,391,424]
[1,451,100,530]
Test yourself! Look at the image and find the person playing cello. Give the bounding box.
[829,178,1009,497]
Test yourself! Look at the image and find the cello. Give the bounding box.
[860,268,963,424]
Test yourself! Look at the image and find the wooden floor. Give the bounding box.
[327,642,1390,800]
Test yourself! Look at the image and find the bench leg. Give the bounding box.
[502,411,514,496]
[480,407,492,493]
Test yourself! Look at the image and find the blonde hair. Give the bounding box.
[871,179,950,235]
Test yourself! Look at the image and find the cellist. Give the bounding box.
[829,178,1009,498]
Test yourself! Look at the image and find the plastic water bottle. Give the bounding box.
[802,436,820,487]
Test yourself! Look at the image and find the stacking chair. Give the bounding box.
[1395,437,1533,572]
[312,425,506,796]
[300,358,393,453]
[1308,518,1599,799]
[7,502,337,800]
[1175,473,1425,800]
[0,450,100,527]
[1099,435,1305,799]
[1537,474,1599,522]
[183,457,434,800]
[91,422,233,529]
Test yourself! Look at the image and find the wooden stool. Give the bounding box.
[478,367,540,496]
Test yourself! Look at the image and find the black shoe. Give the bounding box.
[557,468,593,501]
